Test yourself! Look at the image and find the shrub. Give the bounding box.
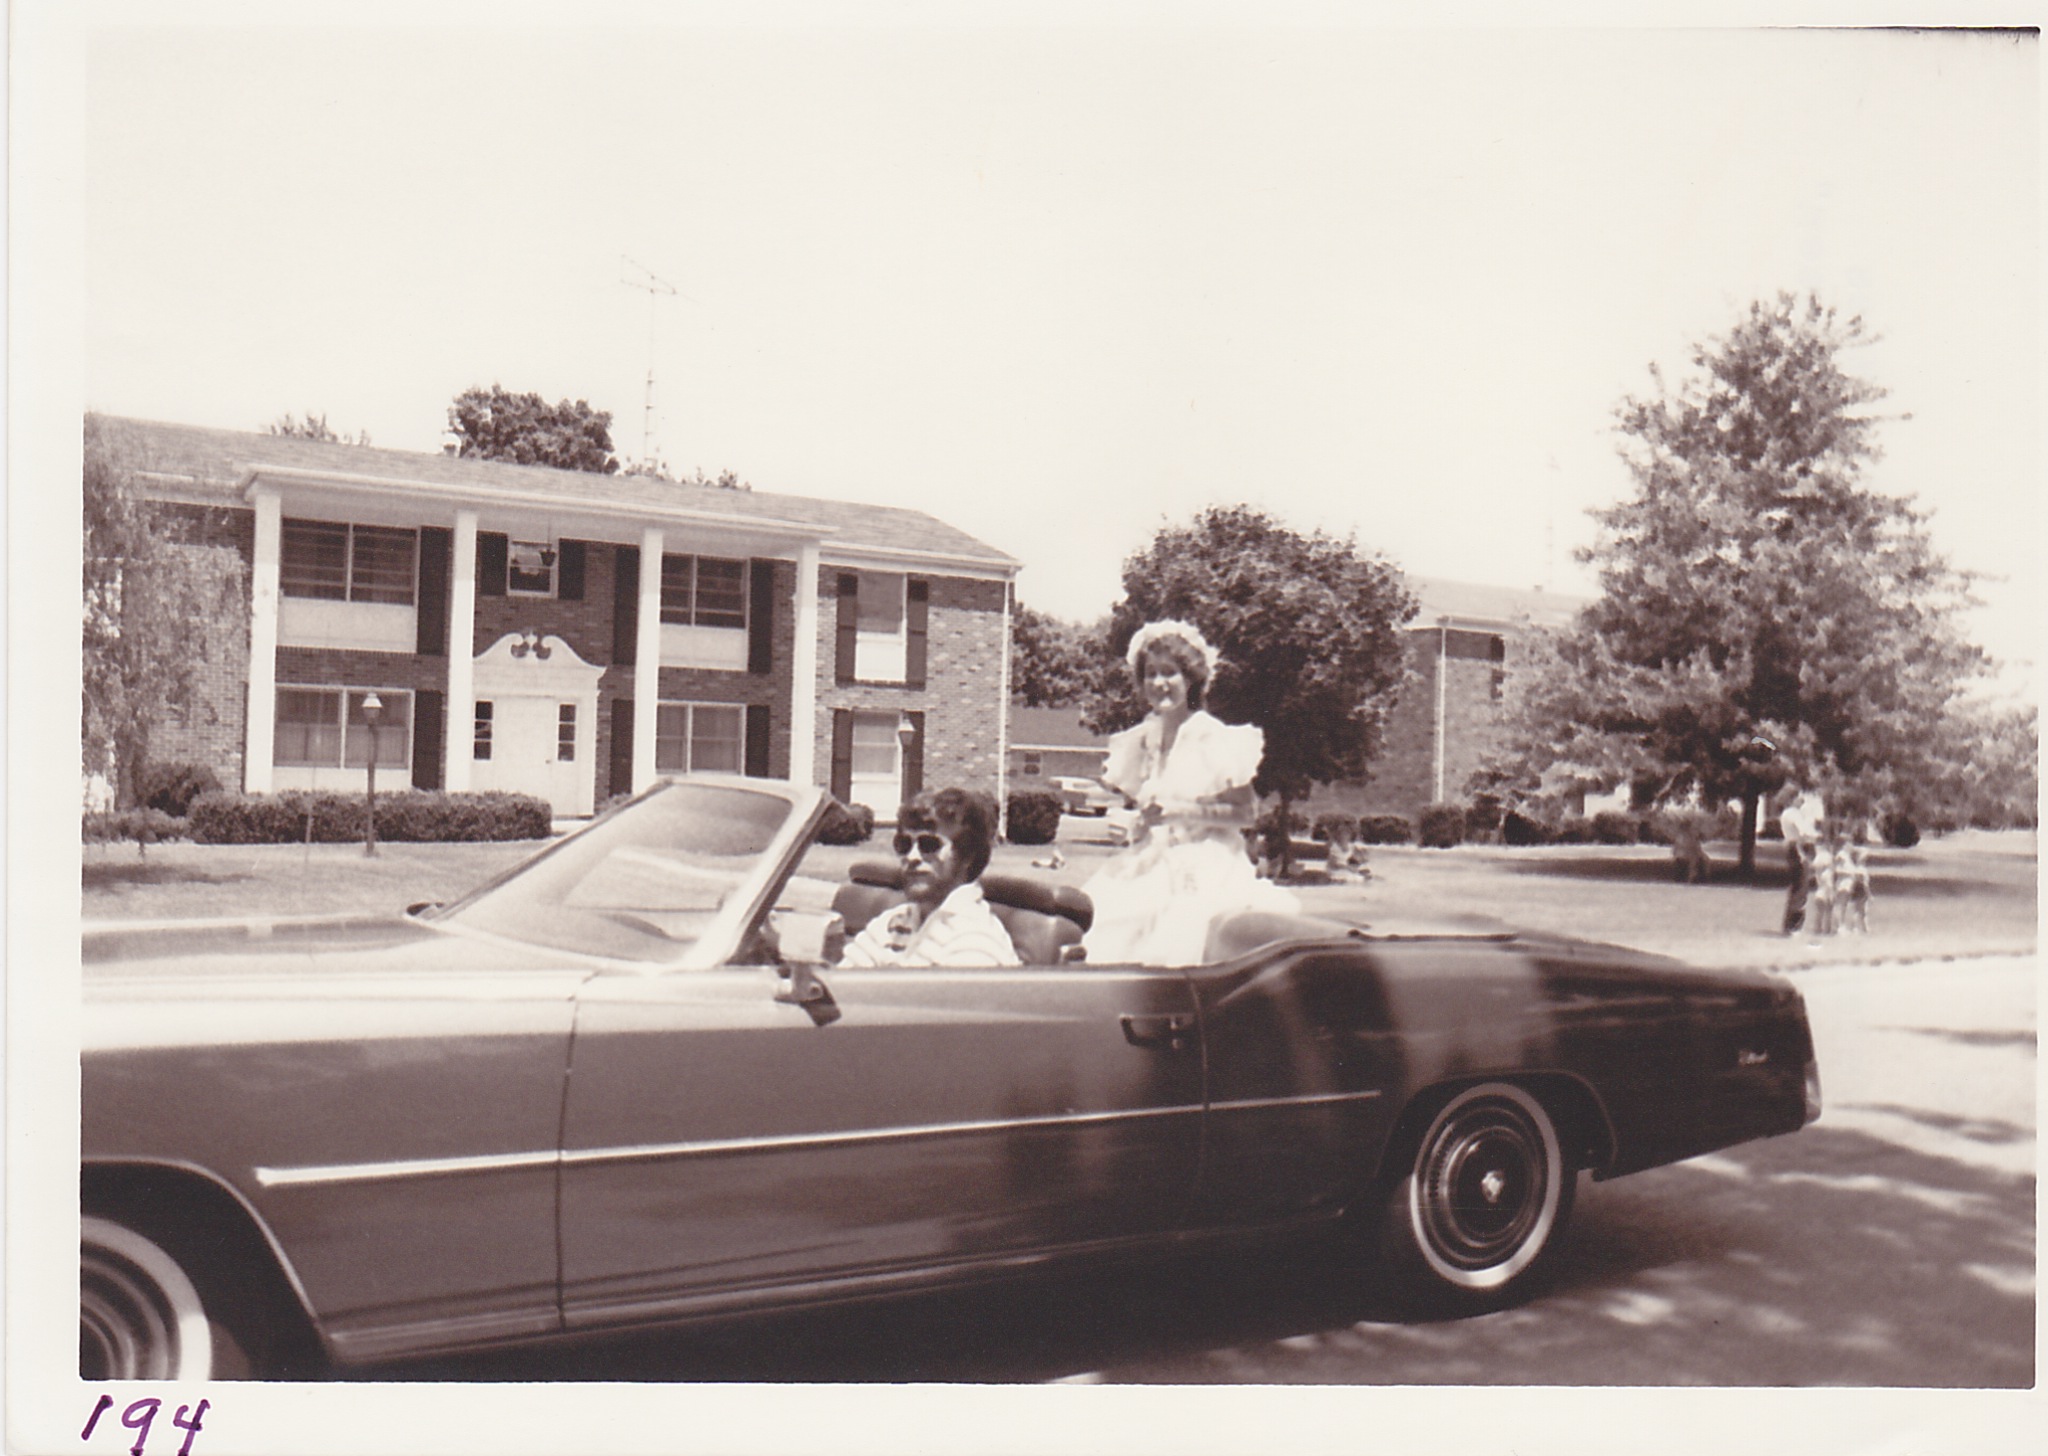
[1882,812,1921,849]
[82,808,185,854]
[1310,812,1358,845]
[1356,814,1415,845]
[1590,810,1643,846]
[133,761,223,818]
[188,790,553,844]
[816,798,877,846]
[1501,810,1552,846]
[1463,793,1505,839]
[1417,803,1466,849]
[1552,815,1597,844]
[1005,790,1064,846]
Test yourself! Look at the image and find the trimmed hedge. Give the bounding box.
[1882,812,1921,849]
[1310,812,1358,844]
[83,808,185,852]
[816,799,877,846]
[134,761,223,818]
[1356,814,1415,845]
[1417,803,1466,849]
[1590,810,1643,846]
[1501,810,1550,846]
[187,790,553,845]
[1005,790,1064,846]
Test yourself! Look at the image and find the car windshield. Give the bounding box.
[438,781,798,963]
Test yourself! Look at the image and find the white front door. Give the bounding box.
[472,695,585,816]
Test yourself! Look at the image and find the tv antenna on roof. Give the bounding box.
[620,256,679,468]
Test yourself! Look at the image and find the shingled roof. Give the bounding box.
[1408,574,1589,631]
[95,414,1018,570]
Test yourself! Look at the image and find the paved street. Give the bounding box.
[390,954,2034,1387]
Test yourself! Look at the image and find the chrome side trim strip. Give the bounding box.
[1210,1089,1383,1114]
[558,1102,1202,1170]
[256,1090,1384,1188]
[255,1149,560,1188]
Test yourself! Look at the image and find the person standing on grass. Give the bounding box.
[1779,786,1826,934]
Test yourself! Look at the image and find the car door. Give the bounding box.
[555,960,1202,1328]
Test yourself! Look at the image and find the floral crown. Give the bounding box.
[1125,619,1221,679]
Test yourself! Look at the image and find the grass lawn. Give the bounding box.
[82,820,2035,974]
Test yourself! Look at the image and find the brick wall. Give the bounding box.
[1354,626,1510,819]
[147,505,254,786]
[812,569,1008,803]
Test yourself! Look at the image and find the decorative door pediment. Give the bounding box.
[472,633,606,697]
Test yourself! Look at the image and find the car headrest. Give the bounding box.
[846,859,1094,933]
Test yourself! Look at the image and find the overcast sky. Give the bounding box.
[77,18,2039,693]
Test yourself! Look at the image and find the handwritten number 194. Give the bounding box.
[80,1394,207,1456]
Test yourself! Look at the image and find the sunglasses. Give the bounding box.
[892,831,952,860]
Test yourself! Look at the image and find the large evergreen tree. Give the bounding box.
[1085,505,1415,827]
[1483,294,1987,874]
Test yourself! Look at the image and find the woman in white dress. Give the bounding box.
[1081,620,1297,966]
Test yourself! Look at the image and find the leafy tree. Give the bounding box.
[267,411,371,445]
[446,385,619,474]
[619,456,752,491]
[1010,604,1112,707]
[1479,294,1987,875]
[83,415,246,807]
[1084,506,1416,857]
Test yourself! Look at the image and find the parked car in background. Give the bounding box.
[1052,775,1122,816]
[82,776,1821,1381]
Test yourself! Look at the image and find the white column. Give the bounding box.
[444,510,479,792]
[633,527,664,791]
[1432,624,1449,804]
[243,489,282,793]
[995,576,1013,829]
[787,541,822,785]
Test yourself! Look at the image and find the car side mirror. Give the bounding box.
[771,910,843,1026]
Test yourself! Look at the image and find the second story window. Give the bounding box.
[507,540,556,596]
[282,520,418,605]
[660,555,749,629]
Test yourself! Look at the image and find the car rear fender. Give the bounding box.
[82,1157,330,1371]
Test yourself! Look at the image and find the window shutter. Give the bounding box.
[834,573,860,684]
[901,710,925,800]
[829,709,853,803]
[744,704,771,778]
[411,690,445,790]
[415,528,452,656]
[477,533,509,596]
[612,546,639,666]
[558,540,586,602]
[906,578,930,689]
[609,697,635,800]
[748,559,776,674]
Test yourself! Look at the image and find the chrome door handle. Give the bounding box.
[1120,1013,1195,1051]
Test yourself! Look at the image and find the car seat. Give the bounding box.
[832,860,1093,965]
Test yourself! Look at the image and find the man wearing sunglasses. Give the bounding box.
[840,788,1020,968]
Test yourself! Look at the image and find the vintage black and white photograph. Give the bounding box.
[11,3,2040,1453]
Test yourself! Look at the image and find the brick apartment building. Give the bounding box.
[101,416,1019,823]
[1359,576,1587,819]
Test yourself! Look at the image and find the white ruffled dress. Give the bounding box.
[1081,711,1298,966]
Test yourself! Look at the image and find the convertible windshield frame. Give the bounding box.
[431,776,828,971]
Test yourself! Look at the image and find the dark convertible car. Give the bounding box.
[82,776,1820,1380]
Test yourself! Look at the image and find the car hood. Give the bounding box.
[82,912,581,986]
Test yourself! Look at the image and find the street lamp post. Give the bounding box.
[361,692,384,858]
